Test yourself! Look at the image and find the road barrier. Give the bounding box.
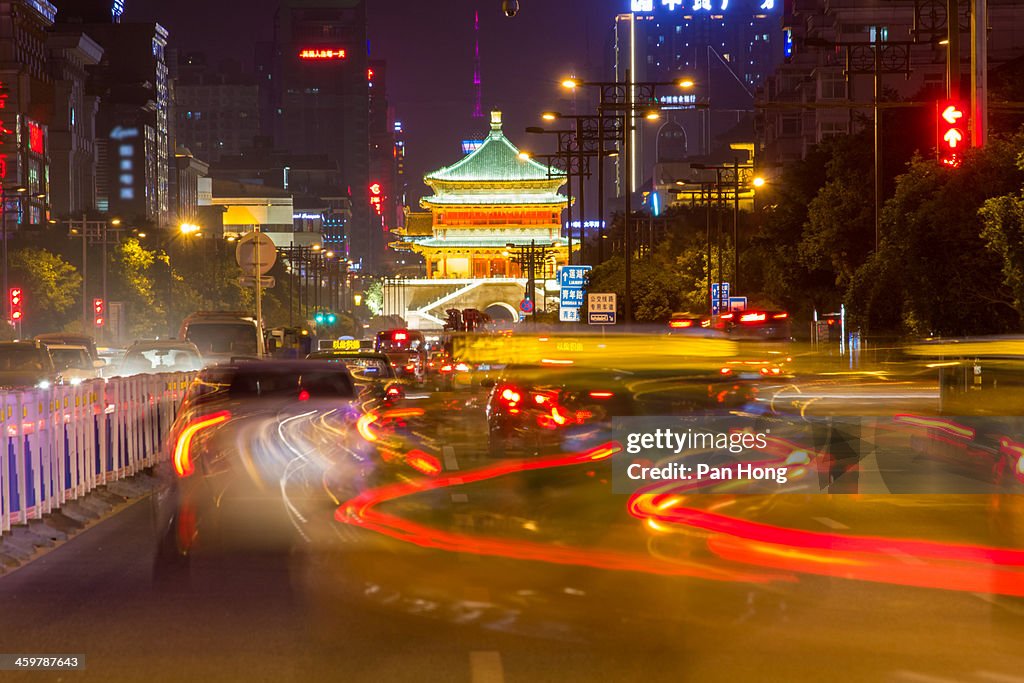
[0,372,194,537]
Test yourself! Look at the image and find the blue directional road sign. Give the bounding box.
[558,265,592,323]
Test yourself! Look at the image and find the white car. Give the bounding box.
[46,344,105,385]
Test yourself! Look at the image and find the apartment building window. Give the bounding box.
[868,25,889,42]
[819,121,847,139]
[781,116,801,136]
[819,73,846,100]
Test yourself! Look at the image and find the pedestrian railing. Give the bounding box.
[0,372,194,536]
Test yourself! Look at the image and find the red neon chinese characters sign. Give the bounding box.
[369,182,383,215]
[299,49,347,60]
[28,122,44,155]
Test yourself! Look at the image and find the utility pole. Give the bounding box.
[971,0,987,147]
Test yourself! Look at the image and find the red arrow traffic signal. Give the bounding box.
[937,101,968,168]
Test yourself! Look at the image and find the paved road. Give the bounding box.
[1,474,1023,682]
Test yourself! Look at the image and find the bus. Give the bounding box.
[179,311,265,362]
[374,329,426,354]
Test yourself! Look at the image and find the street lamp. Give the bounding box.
[554,75,699,323]
[179,222,200,235]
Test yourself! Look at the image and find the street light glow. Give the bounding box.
[678,78,696,88]
[541,112,558,121]
[645,110,660,121]
[517,151,532,161]
[179,222,200,235]
[752,176,766,188]
[111,218,122,226]
[561,78,579,89]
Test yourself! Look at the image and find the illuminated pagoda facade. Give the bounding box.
[397,111,569,278]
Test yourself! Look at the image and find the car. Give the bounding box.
[485,363,763,458]
[179,311,264,363]
[34,333,101,364]
[0,341,61,389]
[306,350,406,406]
[708,310,792,341]
[46,344,104,384]
[154,360,368,567]
[384,350,425,383]
[118,340,204,376]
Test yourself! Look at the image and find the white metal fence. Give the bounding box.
[0,372,194,537]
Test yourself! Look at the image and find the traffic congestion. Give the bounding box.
[1,309,1023,682]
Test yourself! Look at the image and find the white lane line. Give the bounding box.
[443,444,459,471]
[892,671,963,683]
[883,548,926,566]
[469,651,505,683]
[975,671,1024,683]
[812,516,850,530]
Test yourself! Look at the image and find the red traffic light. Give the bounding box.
[937,101,968,168]
[93,298,105,327]
[9,287,22,322]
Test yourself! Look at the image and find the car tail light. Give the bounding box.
[173,410,231,477]
[669,319,693,329]
[385,384,404,402]
[588,391,615,399]
[405,450,441,476]
[740,312,767,323]
[759,366,782,376]
[772,312,789,320]
[298,389,310,401]
[440,364,453,373]
[720,313,735,321]
[720,367,733,376]
[405,364,415,372]
[393,331,407,341]
[455,362,470,372]
[497,385,523,408]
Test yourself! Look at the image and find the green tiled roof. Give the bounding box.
[425,112,558,183]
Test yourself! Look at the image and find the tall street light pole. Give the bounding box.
[560,74,697,323]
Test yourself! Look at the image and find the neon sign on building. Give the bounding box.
[369,182,383,216]
[631,0,775,11]
[299,49,347,60]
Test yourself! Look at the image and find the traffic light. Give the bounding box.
[9,288,22,323]
[93,298,105,327]
[937,101,968,168]
[314,311,337,325]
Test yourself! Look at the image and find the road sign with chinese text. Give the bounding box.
[588,293,617,325]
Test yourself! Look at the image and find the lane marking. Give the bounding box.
[812,516,850,530]
[469,651,504,683]
[975,671,1024,683]
[883,548,927,566]
[443,445,459,471]
[893,671,963,683]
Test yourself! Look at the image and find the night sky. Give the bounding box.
[125,0,623,200]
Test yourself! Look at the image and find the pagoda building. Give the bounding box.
[396,111,570,278]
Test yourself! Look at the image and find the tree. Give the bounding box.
[8,248,82,334]
[980,144,1024,320]
[849,134,1024,335]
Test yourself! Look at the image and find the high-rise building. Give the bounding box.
[46,28,105,218]
[613,1,784,171]
[265,0,371,269]
[0,0,59,227]
[368,59,397,253]
[759,0,1024,165]
[174,53,261,163]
